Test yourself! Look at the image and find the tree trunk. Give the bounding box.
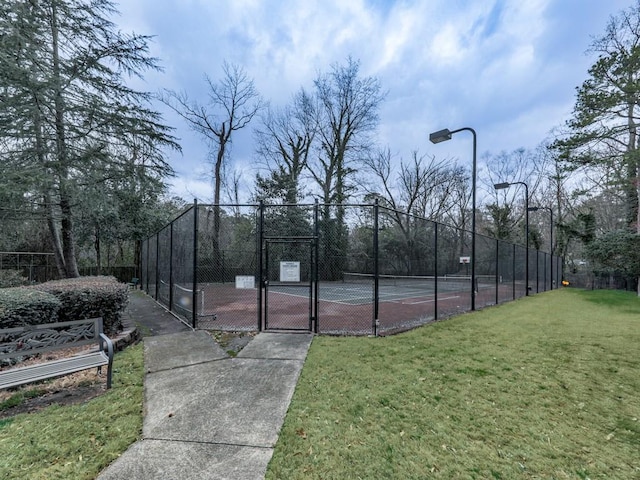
[94,225,101,274]
[45,193,67,278]
[211,130,225,281]
[59,188,80,277]
[51,2,79,278]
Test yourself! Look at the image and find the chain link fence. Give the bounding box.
[0,252,58,286]
[141,201,563,334]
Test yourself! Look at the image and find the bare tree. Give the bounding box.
[311,57,385,206]
[254,89,317,203]
[161,62,264,277]
[481,147,550,245]
[363,148,471,273]
[363,148,467,220]
[310,57,385,279]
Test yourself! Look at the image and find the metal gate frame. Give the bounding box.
[262,237,316,332]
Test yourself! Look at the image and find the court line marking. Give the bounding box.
[390,295,460,305]
[267,288,456,306]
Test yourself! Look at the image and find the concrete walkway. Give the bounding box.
[98,330,313,480]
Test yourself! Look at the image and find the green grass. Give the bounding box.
[0,389,47,412]
[0,343,144,480]
[267,289,640,479]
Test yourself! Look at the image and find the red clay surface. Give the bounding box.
[192,282,527,335]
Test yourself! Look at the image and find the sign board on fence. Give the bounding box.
[280,261,300,282]
[459,256,471,264]
[235,275,255,289]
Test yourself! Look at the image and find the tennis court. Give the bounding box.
[187,273,514,335]
[141,202,561,335]
[266,273,486,305]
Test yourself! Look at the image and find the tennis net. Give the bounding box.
[342,272,500,290]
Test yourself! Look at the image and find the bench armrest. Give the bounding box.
[98,333,114,389]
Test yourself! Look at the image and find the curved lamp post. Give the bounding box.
[528,206,553,289]
[494,181,529,295]
[430,127,477,310]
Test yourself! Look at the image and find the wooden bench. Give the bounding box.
[0,317,114,390]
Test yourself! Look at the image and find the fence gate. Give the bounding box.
[262,237,317,332]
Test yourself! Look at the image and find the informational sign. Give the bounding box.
[235,275,255,289]
[279,261,300,282]
[459,256,471,264]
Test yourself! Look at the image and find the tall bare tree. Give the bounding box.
[364,148,467,220]
[363,148,470,273]
[482,147,550,246]
[310,57,385,279]
[254,89,317,203]
[161,62,264,277]
[311,57,384,205]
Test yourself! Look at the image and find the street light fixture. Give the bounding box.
[494,181,530,295]
[528,206,554,289]
[430,127,477,310]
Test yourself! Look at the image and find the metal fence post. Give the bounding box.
[314,200,319,334]
[434,221,438,320]
[155,232,160,300]
[373,200,379,336]
[169,221,174,313]
[512,243,516,300]
[192,199,198,329]
[536,250,540,293]
[495,238,499,305]
[144,238,149,293]
[257,201,264,332]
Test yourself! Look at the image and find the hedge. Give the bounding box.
[31,276,128,334]
[0,288,61,328]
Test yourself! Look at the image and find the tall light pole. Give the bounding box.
[528,206,553,289]
[430,127,477,310]
[494,181,529,295]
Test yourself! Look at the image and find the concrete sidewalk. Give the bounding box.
[98,331,313,480]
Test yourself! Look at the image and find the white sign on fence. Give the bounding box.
[235,275,255,289]
[279,261,300,282]
[459,256,471,264]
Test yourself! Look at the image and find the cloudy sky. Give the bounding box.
[116,0,632,202]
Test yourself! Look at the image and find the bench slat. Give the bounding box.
[0,351,109,390]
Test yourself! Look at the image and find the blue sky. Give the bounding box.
[116,0,633,202]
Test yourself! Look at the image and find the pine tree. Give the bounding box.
[0,0,178,277]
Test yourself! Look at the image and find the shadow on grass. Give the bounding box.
[573,287,640,312]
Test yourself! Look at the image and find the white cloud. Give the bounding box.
[116,0,633,199]
[168,174,212,204]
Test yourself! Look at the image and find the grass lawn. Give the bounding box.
[267,289,640,479]
[0,343,144,480]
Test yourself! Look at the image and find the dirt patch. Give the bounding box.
[0,383,105,419]
[0,367,107,419]
[208,330,257,356]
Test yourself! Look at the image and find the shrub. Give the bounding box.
[0,270,28,288]
[32,276,128,333]
[0,288,61,328]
